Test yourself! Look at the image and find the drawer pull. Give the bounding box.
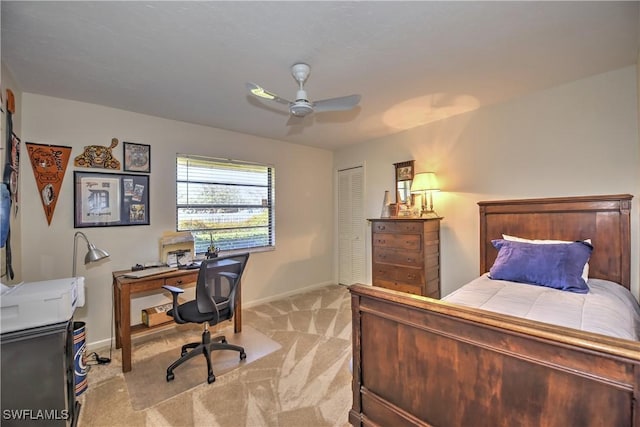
[379,225,386,230]
[406,274,416,280]
[176,280,183,285]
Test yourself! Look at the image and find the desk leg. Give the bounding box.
[113,279,122,349]
[234,279,242,333]
[121,285,132,373]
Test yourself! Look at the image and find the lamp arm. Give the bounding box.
[73,231,90,277]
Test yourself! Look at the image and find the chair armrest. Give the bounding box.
[161,285,186,324]
[162,285,185,295]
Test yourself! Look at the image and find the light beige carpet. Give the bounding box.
[124,325,281,410]
[78,284,352,427]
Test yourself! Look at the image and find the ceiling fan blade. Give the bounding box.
[246,82,291,106]
[313,94,361,113]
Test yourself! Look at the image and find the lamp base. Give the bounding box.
[420,210,440,219]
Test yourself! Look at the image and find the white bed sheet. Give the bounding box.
[443,274,640,341]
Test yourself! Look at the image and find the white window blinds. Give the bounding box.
[176,155,275,253]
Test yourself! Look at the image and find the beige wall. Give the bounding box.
[1,63,23,284]
[8,64,640,349]
[335,66,640,299]
[19,94,334,347]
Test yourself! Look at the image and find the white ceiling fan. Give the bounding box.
[246,63,361,118]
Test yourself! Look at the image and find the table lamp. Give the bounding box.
[410,172,440,218]
[72,231,110,277]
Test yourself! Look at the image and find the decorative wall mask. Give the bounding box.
[74,137,121,169]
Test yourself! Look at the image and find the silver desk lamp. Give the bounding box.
[71,231,111,365]
[72,231,110,277]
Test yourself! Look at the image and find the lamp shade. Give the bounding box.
[85,244,110,264]
[410,172,439,193]
[73,231,110,277]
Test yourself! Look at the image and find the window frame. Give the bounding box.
[176,154,275,255]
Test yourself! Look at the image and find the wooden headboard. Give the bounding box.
[479,194,632,289]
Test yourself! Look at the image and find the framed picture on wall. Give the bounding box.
[123,141,151,173]
[74,171,150,227]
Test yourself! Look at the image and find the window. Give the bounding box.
[176,155,274,254]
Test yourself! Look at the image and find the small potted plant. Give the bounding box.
[206,233,219,259]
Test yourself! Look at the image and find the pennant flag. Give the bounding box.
[26,143,72,225]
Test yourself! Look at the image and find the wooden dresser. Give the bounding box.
[369,217,441,298]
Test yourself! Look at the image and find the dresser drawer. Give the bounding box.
[372,221,423,234]
[372,263,396,281]
[394,266,424,285]
[373,233,421,250]
[373,247,423,267]
[373,263,424,285]
[373,279,423,296]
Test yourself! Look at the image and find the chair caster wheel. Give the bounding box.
[207,374,216,384]
[166,372,175,382]
[240,351,247,360]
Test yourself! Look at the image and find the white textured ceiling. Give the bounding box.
[2,1,638,150]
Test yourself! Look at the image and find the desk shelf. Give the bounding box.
[131,321,173,334]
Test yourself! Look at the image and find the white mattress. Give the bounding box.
[443,274,640,341]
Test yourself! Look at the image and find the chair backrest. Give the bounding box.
[195,253,250,323]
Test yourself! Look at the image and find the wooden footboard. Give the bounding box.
[349,284,640,427]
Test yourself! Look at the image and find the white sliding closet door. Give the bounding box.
[338,166,365,286]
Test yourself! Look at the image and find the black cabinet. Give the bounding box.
[1,320,79,426]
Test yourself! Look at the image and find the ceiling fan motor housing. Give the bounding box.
[290,100,313,117]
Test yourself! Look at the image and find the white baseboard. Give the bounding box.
[85,280,339,352]
[242,280,338,309]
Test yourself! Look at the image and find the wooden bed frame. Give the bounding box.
[349,194,640,427]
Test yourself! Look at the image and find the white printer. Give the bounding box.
[0,277,86,334]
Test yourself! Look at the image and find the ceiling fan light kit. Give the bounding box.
[247,62,361,118]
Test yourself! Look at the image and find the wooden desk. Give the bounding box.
[112,268,243,373]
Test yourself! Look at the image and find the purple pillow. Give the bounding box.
[489,239,593,293]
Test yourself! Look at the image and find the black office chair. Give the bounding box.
[162,252,250,384]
